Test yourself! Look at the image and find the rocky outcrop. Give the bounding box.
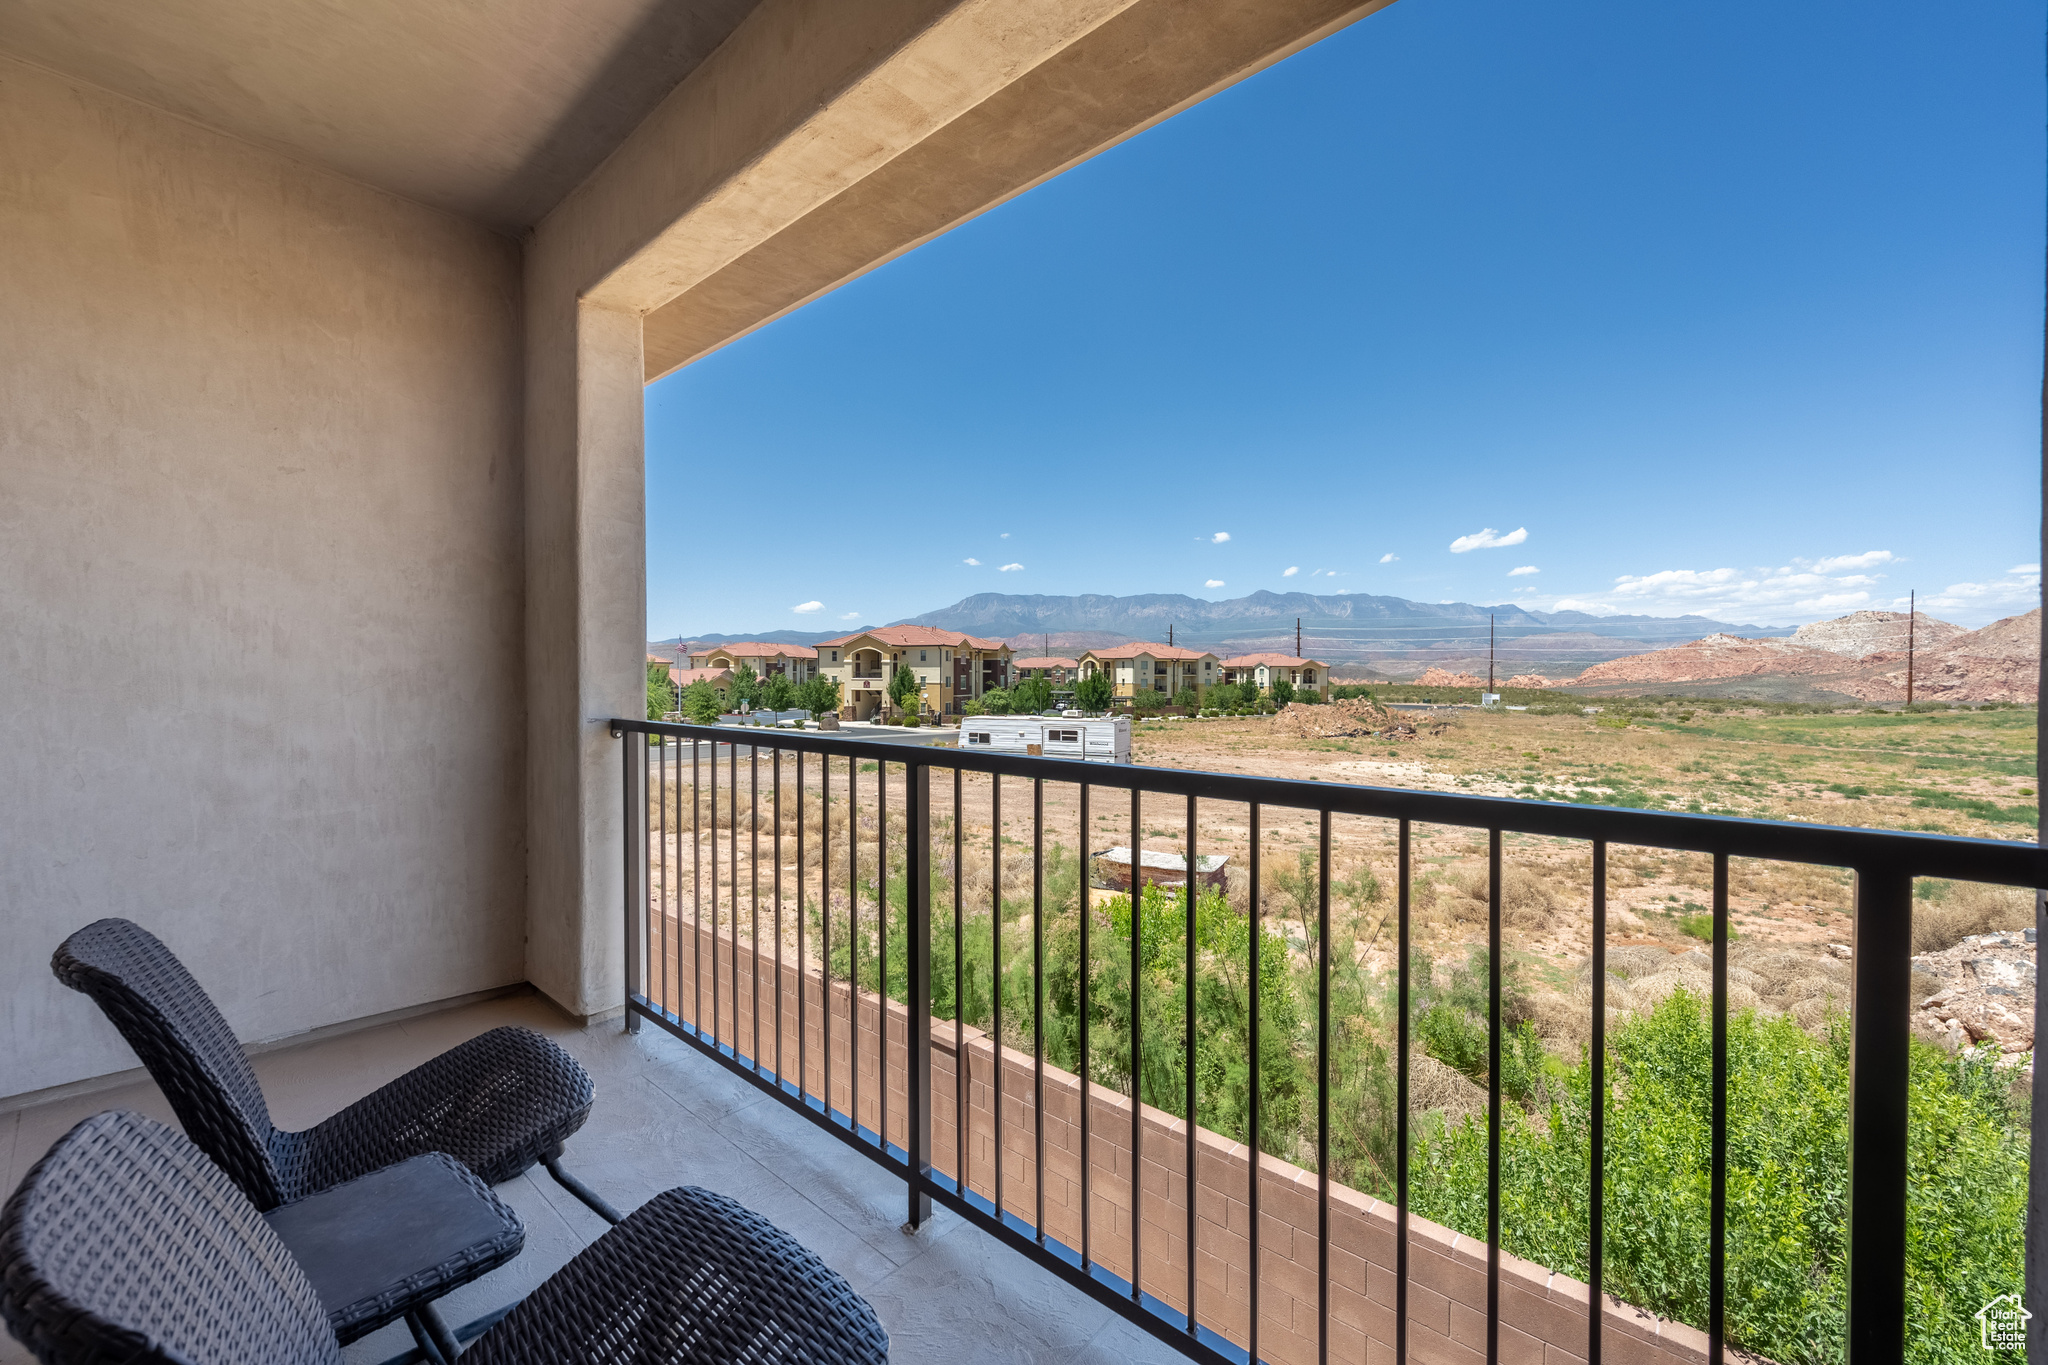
[1572,633,1845,686]
[1413,667,1484,688]
[1565,609,2039,703]
[1913,930,2035,1057]
[1791,610,1962,657]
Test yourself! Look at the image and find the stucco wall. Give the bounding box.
[0,56,527,1097]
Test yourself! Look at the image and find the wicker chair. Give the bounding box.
[0,1111,889,1365]
[52,918,606,1217]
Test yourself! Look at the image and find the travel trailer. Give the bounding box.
[957,714,1130,764]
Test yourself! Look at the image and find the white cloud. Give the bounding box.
[1523,550,1919,623]
[792,601,824,614]
[963,557,981,566]
[1206,579,1226,588]
[1921,565,2040,616]
[1811,550,1895,574]
[839,611,860,620]
[1212,531,1231,544]
[1448,526,1528,553]
[1379,552,1398,564]
[1282,566,1299,577]
[999,562,1023,572]
[1508,565,1539,577]
[1000,532,1011,539]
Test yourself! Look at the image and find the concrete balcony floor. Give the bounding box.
[0,992,1188,1365]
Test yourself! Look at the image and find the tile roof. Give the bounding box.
[1082,642,1214,661]
[691,641,818,660]
[668,666,733,686]
[1219,653,1323,668]
[817,626,1011,650]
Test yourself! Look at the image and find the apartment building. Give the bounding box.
[1077,643,1219,702]
[1219,652,1328,698]
[1011,655,1079,684]
[686,641,817,683]
[815,626,1012,720]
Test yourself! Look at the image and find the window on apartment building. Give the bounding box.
[830,651,838,662]
[920,650,928,661]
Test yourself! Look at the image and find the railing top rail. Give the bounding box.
[610,717,2048,885]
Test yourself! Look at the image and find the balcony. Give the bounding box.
[3,0,2039,1362]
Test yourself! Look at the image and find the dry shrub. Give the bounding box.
[1730,858,1853,912]
[1526,991,1591,1047]
[1606,944,1679,979]
[1409,1054,1487,1125]
[1779,975,1844,1007]
[1912,881,2032,954]
[1430,866,1563,931]
[1622,968,1760,1014]
[1790,997,1839,1032]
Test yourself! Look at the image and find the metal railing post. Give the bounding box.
[616,724,644,1034]
[1845,862,1912,1363]
[905,758,933,1228]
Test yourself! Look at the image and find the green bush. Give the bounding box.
[680,679,723,725]
[646,660,674,721]
[1074,670,1114,712]
[825,844,2023,1364]
[1412,994,2026,1365]
[1013,673,1055,714]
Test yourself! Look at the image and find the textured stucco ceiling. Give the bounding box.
[0,0,763,230]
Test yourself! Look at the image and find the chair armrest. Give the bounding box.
[464,1187,886,1365]
[284,1027,592,1196]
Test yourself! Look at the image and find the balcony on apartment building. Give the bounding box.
[3,1,2039,1364]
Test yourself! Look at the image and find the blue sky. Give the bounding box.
[646,0,2044,638]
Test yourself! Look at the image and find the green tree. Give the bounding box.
[729,661,762,711]
[1013,672,1055,714]
[1272,677,1296,706]
[1074,670,1114,713]
[1236,679,1264,709]
[888,660,922,716]
[1172,685,1201,711]
[680,678,723,725]
[646,660,674,721]
[762,672,796,712]
[799,675,842,716]
[977,687,1014,715]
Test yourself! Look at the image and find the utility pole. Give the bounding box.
[1906,591,1915,707]
[1296,617,1302,657]
[1489,614,1496,693]
[1168,623,1174,647]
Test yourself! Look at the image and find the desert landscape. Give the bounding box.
[1398,607,2041,705]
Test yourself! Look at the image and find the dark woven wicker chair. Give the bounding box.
[52,918,606,1217]
[1,1111,890,1365]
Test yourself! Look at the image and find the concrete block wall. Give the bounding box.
[653,917,1718,1365]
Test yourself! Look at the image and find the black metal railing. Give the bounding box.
[611,717,2044,1365]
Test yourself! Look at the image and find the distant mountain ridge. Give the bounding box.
[891,590,1792,676]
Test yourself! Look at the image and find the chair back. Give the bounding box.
[0,1110,341,1365]
[53,919,284,1208]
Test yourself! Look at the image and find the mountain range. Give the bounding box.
[657,590,1795,678]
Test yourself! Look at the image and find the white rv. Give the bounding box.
[958,714,1130,764]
